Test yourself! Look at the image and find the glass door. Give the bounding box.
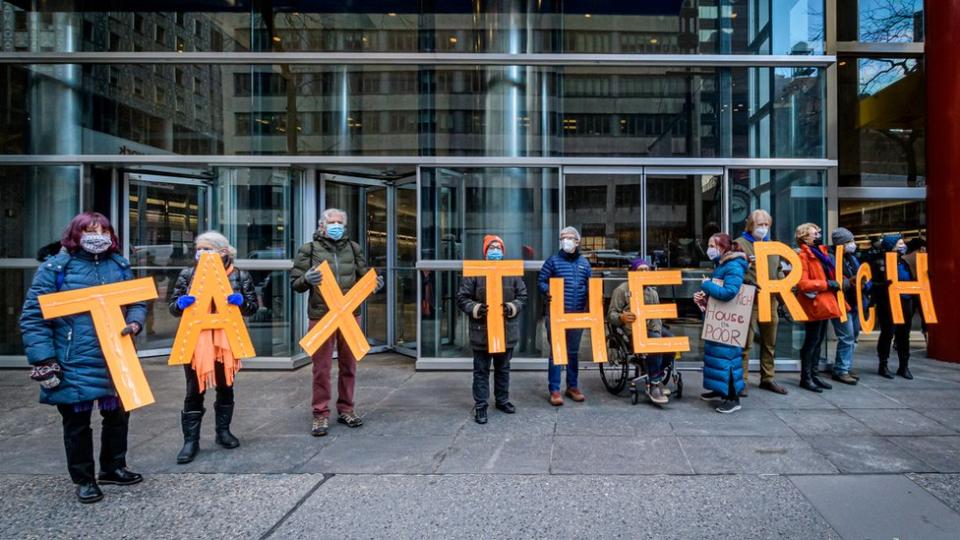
[393,178,418,356]
[123,172,210,355]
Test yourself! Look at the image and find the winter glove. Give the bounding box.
[120,322,141,336]
[472,304,489,319]
[503,302,518,318]
[176,295,196,311]
[619,311,637,325]
[227,293,244,306]
[30,359,62,390]
[304,268,322,286]
[826,280,840,292]
[375,275,385,292]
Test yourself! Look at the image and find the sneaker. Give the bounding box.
[716,399,742,414]
[700,391,724,402]
[337,410,364,428]
[647,384,669,405]
[311,416,328,437]
[549,392,564,406]
[662,387,672,397]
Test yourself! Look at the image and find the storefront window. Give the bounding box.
[838,0,924,42]
[839,199,926,242]
[213,167,296,259]
[838,58,925,187]
[420,168,560,262]
[0,2,824,55]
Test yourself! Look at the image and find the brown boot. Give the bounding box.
[549,392,564,406]
[831,372,858,385]
[565,388,586,402]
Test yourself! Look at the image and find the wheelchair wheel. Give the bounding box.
[600,336,630,395]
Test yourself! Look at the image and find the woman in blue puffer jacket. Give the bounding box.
[696,233,749,414]
[19,212,147,504]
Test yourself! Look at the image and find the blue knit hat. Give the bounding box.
[880,234,902,251]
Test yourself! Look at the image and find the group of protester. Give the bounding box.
[18,209,924,503]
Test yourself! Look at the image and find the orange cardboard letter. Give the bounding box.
[886,252,938,325]
[856,262,876,334]
[834,245,848,324]
[168,253,256,366]
[462,260,525,354]
[754,241,808,323]
[299,261,378,360]
[38,278,158,411]
[549,277,606,365]
[626,271,690,354]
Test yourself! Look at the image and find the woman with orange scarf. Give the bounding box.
[169,231,259,464]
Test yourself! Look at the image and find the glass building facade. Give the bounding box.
[0,1,925,368]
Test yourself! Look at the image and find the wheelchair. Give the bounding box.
[599,323,684,405]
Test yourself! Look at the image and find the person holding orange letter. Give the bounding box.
[169,231,259,464]
[19,212,146,504]
[456,235,527,424]
[869,234,915,379]
[794,223,843,393]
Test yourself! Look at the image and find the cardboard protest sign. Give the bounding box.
[886,252,938,325]
[168,253,256,365]
[626,270,690,354]
[38,277,158,411]
[462,260,525,354]
[754,241,808,323]
[548,277,607,365]
[299,260,378,360]
[701,280,756,348]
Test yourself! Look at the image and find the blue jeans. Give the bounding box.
[831,312,858,375]
[546,318,583,393]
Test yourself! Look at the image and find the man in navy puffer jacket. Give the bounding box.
[538,227,592,405]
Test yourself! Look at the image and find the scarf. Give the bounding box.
[741,231,768,243]
[808,244,836,280]
[191,265,242,392]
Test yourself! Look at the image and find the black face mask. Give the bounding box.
[813,237,823,246]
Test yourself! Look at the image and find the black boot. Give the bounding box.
[76,482,103,504]
[799,378,823,393]
[878,360,895,379]
[897,359,913,380]
[176,410,203,464]
[214,403,240,449]
[811,372,833,390]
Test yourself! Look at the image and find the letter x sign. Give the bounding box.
[298,261,378,360]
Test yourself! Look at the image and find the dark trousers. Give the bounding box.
[56,404,130,484]
[800,320,829,382]
[643,328,673,383]
[183,363,233,412]
[473,348,512,407]
[877,294,914,367]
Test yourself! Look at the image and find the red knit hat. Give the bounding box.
[483,235,505,257]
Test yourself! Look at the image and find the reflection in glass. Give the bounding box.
[1,64,825,158]
[0,166,81,258]
[214,167,295,259]
[838,0,924,42]
[563,173,643,268]
[646,174,722,270]
[0,269,32,355]
[839,199,926,242]
[0,2,824,55]
[420,168,559,261]
[838,58,924,187]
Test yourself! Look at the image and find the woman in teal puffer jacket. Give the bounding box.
[696,233,749,414]
[19,212,147,504]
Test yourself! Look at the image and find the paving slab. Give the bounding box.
[269,474,839,540]
[296,435,455,474]
[669,409,796,437]
[551,435,692,474]
[907,473,960,515]
[790,474,960,540]
[772,409,877,436]
[678,436,838,474]
[916,408,960,432]
[844,408,958,436]
[887,436,960,473]
[436,434,551,474]
[803,436,934,473]
[0,473,323,540]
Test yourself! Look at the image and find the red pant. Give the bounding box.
[309,317,359,418]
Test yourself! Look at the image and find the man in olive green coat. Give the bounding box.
[733,209,788,396]
[291,208,384,436]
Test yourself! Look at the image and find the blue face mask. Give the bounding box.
[326,223,345,241]
[486,248,503,261]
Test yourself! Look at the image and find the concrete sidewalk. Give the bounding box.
[2,345,960,539]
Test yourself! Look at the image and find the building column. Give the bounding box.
[926,0,960,363]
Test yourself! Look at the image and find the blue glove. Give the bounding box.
[227,293,244,306]
[176,295,196,310]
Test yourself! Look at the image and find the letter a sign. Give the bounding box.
[168,253,256,365]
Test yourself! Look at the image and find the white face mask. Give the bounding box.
[706,247,721,261]
[753,226,769,240]
[560,238,577,253]
[844,242,857,254]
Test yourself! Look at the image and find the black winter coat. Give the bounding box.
[169,266,259,317]
[456,275,528,351]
